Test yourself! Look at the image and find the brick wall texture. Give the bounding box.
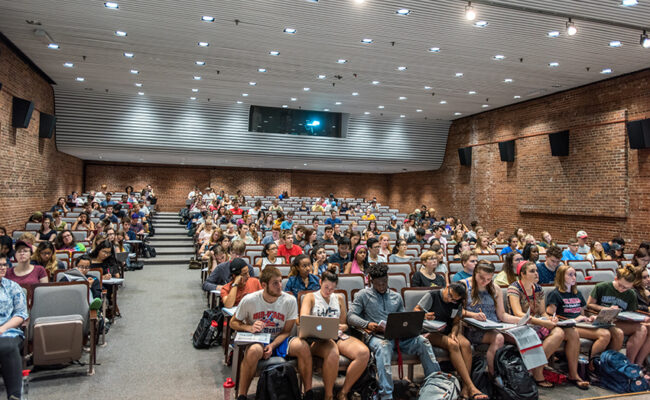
[0,40,83,234]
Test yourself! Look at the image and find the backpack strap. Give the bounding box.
[395,339,404,380]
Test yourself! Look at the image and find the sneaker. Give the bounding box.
[237,395,247,400]
[90,298,102,310]
[303,389,314,400]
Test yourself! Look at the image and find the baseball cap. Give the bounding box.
[576,230,588,239]
[14,240,33,254]
[229,258,247,276]
[391,215,397,221]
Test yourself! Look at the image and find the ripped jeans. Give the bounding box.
[367,335,440,399]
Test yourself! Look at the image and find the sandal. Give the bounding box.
[470,393,489,400]
[568,378,590,390]
[535,379,554,388]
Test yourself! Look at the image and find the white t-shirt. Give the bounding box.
[235,290,298,339]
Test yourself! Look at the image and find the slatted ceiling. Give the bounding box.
[54,88,449,172]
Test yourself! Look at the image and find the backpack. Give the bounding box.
[192,309,223,349]
[188,258,202,270]
[142,244,157,258]
[255,362,302,400]
[349,353,379,400]
[417,371,460,400]
[493,345,538,400]
[593,350,650,393]
[471,354,494,399]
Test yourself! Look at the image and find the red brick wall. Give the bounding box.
[84,162,390,211]
[389,69,650,248]
[0,40,83,234]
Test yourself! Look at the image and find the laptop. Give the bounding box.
[298,316,339,340]
[381,311,425,340]
[577,308,620,328]
[115,251,129,263]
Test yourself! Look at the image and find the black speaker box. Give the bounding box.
[12,97,34,128]
[0,82,3,91]
[458,147,472,166]
[39,113,56,139]
[498,140,516,162]
[626,119,650,149]
[548,130,570,156]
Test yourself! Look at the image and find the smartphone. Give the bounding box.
[338,331,349,340]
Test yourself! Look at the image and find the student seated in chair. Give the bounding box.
[230,266,314,400]
[348,263,440,400]
[59,255,103,310]
[220,258,262,308]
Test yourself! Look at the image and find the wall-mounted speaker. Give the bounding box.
[548,130,570,156]
[0,82,3,91]
[458,147,472,166]
[626,119,650,149]
[498,140,516,162]
[39,113,56,139]
[12,97,35,128]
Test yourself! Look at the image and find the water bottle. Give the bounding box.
[223,377,235,400]
[21,369,30,400]
[204,320,218,346]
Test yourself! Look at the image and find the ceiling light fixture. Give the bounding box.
[454,112,462,116]
[284,27,297,34]
[104,2,119,9]
[400,114,406,118]
[416,109,423,112]
[198,41,209,47]
[468,90,476,94]
[514,95,521,99]
[249,82,256,86]
[364,111,370,115]
[192,88,199,92]
[318,74,326,79]
[549,62,559,67]
[601,68,613,74]
[378,105,384,109]
[138,92,144,95]
[269,50,280,56]
[258,68,267,72]
[482,104,489,108]
[399,96,407,100]
[474,20,488,28]
[123,52,134,58]
[621,0,638,6]
[135,83,142,87]
[566,18,577,36]
[424,86,432,90]
[372,80,380,85]
[396,8,411,15]
[303,87,310,91]
[194,76,202,80]
[337,59,348,64]
[282,105,289,108]
[465,2,476,20]
[48,43,59,49]
[641,31,650,48]
[455,72,464,77]
[202,16,215,22]
[130,69,139,74]
[397,66,407,71]
[504,78,513,83]
[241,93,248,96]
[190,96,197,100]
[335,101,342,105]
[236,101,243,104]
[63,62,74,68]
[493,54,505,60]
[75,77,85,82]
[352,92,359,96]
[291,97,297,101]
[324,108,330,111]
[361,38,373,44]
[440,100,447,104]
[609,40,622,47]
[547,31,560,38]
[114,30,127,37]
[428,47,441,53]
[195,61,205,66]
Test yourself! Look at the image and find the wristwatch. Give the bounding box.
[232,283,239,288]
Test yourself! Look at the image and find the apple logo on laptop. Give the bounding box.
[316,325,323,331]
[403,322,408,327]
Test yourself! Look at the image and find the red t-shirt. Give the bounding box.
[220,277,263,306]
[231,207,243,215]
[277,244,303,259]
[6,265,47,285]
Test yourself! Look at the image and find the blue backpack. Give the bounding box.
[594,350,650,393]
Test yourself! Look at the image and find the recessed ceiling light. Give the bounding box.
[194,76,202,80]
[352,92,359,96]
[396,9,411,15]
[354,0,365,4]
[284,27,297,34]
[130,69,139,74]
[439,100,447,104]
[248,81,256,86]
[504,78,513,83]
[195,61,206,66]
[335,101,342,105]
[549,62,559,67]
[138,92,144,95]
[455,72,464,77]
[378,105,385,109]
[514,95,521,99]
[468,90,476,94]
[48,43,59,50]
[482,104,489,108]
[269,50,280,56]
[104,2,119,9]
[372,80,380,85]
[258,68,267,72]
[641,31,650,48]
[400,114,406,118]
[601,68,613,74]
[123,52,134,58]
[361,38,373,44]
[198,41,209,47]
[428,47,441,53]
[75,77,85,82]
[318,74,327,79]
[493,54,505,60]
[190,96,197,100]
[397,66,407,71]
[236,101,243,104]
[241,93,248,96]
[201,16,215,22]
[454,112,462,116]
[621,0,638,6]
[424,86,432,90]
[399,96,407,100]
[337,59,348,64]
[191,88,199,93]
[609,40,622,47]
[303,87,310,91]
[135,83,142,87]
[364,111,371,115]
[63,62,74,68]
[114,30,127,37]
[290,97,297,101]
[474,20,488,28]
[547,31,560,38]
[324,108,330,111]
[416,109,423,112]
[282,105,288,108]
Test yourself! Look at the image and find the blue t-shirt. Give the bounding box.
[562,249,584,261]
[324,217,342,226]
[500,246,521,256]
[451,270,472,282]
[280,220,294,230]
[284,274,320,297]
[536,262,556,284]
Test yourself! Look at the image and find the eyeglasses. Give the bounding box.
[0,263,8,268]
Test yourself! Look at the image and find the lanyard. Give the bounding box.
[518,280,536,311]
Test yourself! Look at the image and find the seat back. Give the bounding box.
[402,288,431,312]
[337,274,365,300]
[577,283,595,303]
[29,282,90,338]
[275,265,291,277]
[477,254,500,262]
[586,269,615,283]
[595,260,619,270]
[388,273,407,294]
[568,260,593,272]
[387,263,413,285]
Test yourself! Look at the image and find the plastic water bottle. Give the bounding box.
[204,320,218,346]
[21,369,30,400]
[223,377,235,400]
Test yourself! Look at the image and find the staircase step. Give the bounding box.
[149,241,194,247]
[154,223,186,228]
[155,247,195,255]
[148,235,192,241]
[142,255,192,265]
[155,228,189,234]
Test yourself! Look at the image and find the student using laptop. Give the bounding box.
[348,263,439,400]
[546,264,618,370]
[414,284,488,400]
[230,266,314,400]
[299,271,370,400]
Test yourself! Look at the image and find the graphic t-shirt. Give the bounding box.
[546,288,586,319]
[590,281,637,311]
[235,290,298,338]
[417,289,462,334]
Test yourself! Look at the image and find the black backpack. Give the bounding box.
[493,345,538,400]
[255,362,302,400]
[142,244,157,258]
[192,309,223,349]
[471,354,494,399]
[349,353,379,400]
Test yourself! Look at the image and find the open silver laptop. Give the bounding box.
[298,316,339,340]
[115,251,129,263]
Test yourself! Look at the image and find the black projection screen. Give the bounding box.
[249,105,343,137]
